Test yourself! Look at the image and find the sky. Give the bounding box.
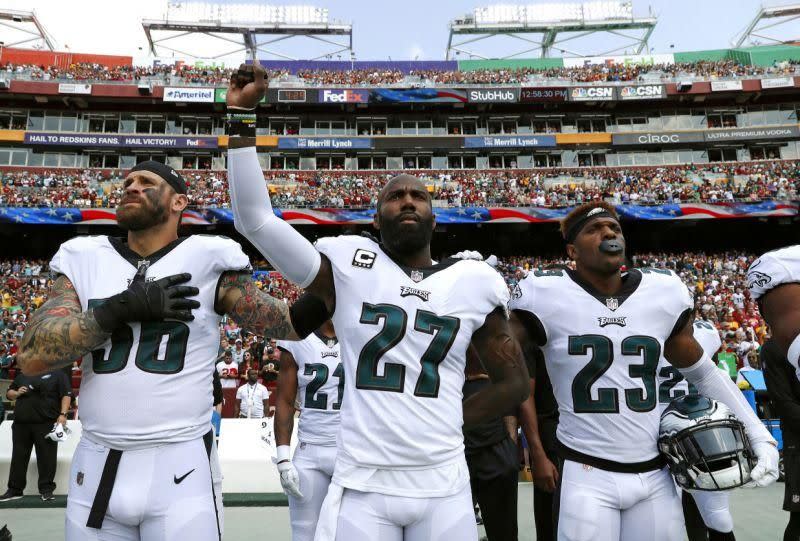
[5,0,800,66]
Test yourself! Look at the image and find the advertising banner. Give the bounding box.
[562,54,675,68]
[618,84,666,100]
[319,89,369,103]
[569,86,615,101]
[519,87,568,102]
[612,131,705,145]
[163,87,215,102]
[466,88,519,103]
[277,137,373,149]
[704,126,799,142]
[58,83,92,95]
[24,132,218,149]
[760,77,794,89]
[370,88,468,103]
[463,135,556,148]
[710,81,744,92]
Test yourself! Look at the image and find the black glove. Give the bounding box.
[93,266,200,332]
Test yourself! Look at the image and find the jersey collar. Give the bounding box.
[565,268,643,311]
[313,330,338,347]
[377,244,459,283]
[109,236,189,271]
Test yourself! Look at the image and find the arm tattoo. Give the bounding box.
[18,275,111,374]
[219,272,297,340]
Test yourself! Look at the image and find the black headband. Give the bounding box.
[129,161,187,195]
[564,207,618,244]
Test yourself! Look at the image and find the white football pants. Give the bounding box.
[556,459,684,541]
[288,442,337,541]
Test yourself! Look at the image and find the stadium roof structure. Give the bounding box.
[0,8,55,51]
[446,1,657,60]
[733,3,800,48]
[142,4,353,61]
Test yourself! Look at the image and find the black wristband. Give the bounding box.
[289,293,331,339]
[227,111,257,138]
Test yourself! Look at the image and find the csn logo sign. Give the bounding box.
[619,85,665,100]
[570,87,614,101]
[320,89,369,103]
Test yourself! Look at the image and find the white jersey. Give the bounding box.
[315,234,508,496]
[50,235,250,450]
[657,320,721,407]
[277,332,343,445]
[748,245,800,300]
[509,267,693,465]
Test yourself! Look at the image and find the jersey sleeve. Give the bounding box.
[209,236,252,275]
[508,273,536,314]
[748,246,800,300]
[276,340,295,356]
[49,237,92,283]
[663,271,695,333]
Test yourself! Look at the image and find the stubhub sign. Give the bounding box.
[467,88,519,103]
[319,89,369,103]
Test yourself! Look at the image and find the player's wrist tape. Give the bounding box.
[789,334,800,368]
[227,112,257,138]
[276,445,291,463]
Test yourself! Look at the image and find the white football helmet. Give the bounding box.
[45,423,71,443]
[659,395,756,491]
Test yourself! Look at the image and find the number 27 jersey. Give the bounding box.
[315,235,509,475]
[510,267,693,465]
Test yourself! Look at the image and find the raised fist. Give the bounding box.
[227,62,267,110]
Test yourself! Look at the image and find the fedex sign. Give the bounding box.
[320,89,369,103]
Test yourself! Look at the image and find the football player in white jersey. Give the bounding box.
[508,201,778,541]
[274,320,342,541]
[16,161,312,541]
[658,320,736,541]
[747,245,800,381]
[225,62,530,541]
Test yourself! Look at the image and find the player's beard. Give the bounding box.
[380,213,434,257]
[117,189,169,231]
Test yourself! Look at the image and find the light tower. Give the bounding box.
[446,2,657,60]
[142,3,353,61]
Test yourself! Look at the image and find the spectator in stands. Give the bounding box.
[1,368,71,502]
[234,369,271,419]
[761,339,800,541]
[231,338,245,366]
[216,350,239,390]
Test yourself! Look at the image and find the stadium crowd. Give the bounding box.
[3,58,798,86]
[0,160,797,208]
[0,250,772,383]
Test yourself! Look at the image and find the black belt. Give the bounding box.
[87,448,123,529]
[557,440,665,474]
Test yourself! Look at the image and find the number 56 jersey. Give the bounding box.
[509,267,693,466]
[314,235,508,494]
[50,235,250,450]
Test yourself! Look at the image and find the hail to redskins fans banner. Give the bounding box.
[1,201,795,226]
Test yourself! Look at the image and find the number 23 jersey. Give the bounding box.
[509,267,693,465]
[315,235,509,475]
[50,235,250,450]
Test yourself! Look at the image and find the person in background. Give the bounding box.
[1,368,71,502]
[463,346,520,541]
[234,369,270,419]
[762,339,800,541]
[231,338,245,366]
[216,350,239,390]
